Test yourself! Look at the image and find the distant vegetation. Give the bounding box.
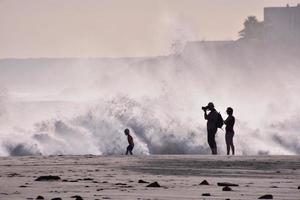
[239,16,264,41]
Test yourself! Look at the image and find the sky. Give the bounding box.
[0,0,299,58]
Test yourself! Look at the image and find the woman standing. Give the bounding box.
[224,107,235,155]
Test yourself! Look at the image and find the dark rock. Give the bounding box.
[202,193,211,196]
[217,182,239,187]
[36,196,44,200]
[146,182,161,187]
[83,178,93,181]
[258,194,273,199]
[115,183,127,186]
[270,186,278,188]
[138,180,149,183]
[71,195,83,200]
[51,198,62,200]
[19,185,27,188]
[199,180,209,185]
[298,186,300,189]
[222,186,232,191]
[35,176,61,181]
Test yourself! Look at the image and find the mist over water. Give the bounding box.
[0,44,300,156]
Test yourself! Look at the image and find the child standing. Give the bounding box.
[124,128,134,155]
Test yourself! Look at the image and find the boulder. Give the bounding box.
[146,182,161,187]
[138,179,149,183]
[199,180,209,185]
[71,195,83,200]
[35,176,61,181]
[258,194,273,199]
[217,182,239,187]
[222,186,232,191]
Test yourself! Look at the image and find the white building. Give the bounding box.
[264,4,300,43]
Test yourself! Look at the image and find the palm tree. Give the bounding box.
[239,16,264,40]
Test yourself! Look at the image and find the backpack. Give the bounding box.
[216,112,224,129]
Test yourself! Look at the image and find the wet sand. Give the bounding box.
[0,155,299,199]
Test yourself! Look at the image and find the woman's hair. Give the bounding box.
[227,107,233,115]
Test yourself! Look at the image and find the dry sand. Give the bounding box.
[0,155,299,200]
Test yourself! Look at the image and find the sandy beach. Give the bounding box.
[0,155,299,200]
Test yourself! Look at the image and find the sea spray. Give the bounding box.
[0,45,300,155]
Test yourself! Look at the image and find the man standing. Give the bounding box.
[203,102,219,155]
[124,128,134,155]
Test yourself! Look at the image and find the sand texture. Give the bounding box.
[0,155,299,200]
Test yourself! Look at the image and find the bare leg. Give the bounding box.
[231,144,235,155]
[225,135,230,155]
[227,145,230,155]
[126,145,130,155]
[226,133,235,155]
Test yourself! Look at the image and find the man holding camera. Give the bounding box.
[202,102,219,155]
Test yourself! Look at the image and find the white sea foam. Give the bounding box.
[0,47,299,156]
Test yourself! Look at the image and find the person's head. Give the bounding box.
[207,102,214,110]
[226,107,233,116]
[124,128,130,136]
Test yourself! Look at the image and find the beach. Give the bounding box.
[0,155,299,200]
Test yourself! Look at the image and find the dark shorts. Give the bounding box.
[127,144,134,151]
[225,132,234,144]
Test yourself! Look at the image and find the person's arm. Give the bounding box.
[204,110,208,120]
[224,117,228,125]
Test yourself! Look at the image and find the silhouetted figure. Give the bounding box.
[224,107,235,155]
[203,102,218,155]
[124,128,134,155]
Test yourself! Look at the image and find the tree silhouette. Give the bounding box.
[239,16,264,40]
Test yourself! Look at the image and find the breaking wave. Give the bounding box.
[0,45,300,156]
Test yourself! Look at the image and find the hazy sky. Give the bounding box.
[0,0,299,58]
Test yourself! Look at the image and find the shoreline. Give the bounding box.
[1,155,299,199]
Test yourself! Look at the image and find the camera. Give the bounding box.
[202,106,208,111]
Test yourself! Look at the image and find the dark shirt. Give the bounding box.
[204,108,218,130]
[224,115,235,133]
